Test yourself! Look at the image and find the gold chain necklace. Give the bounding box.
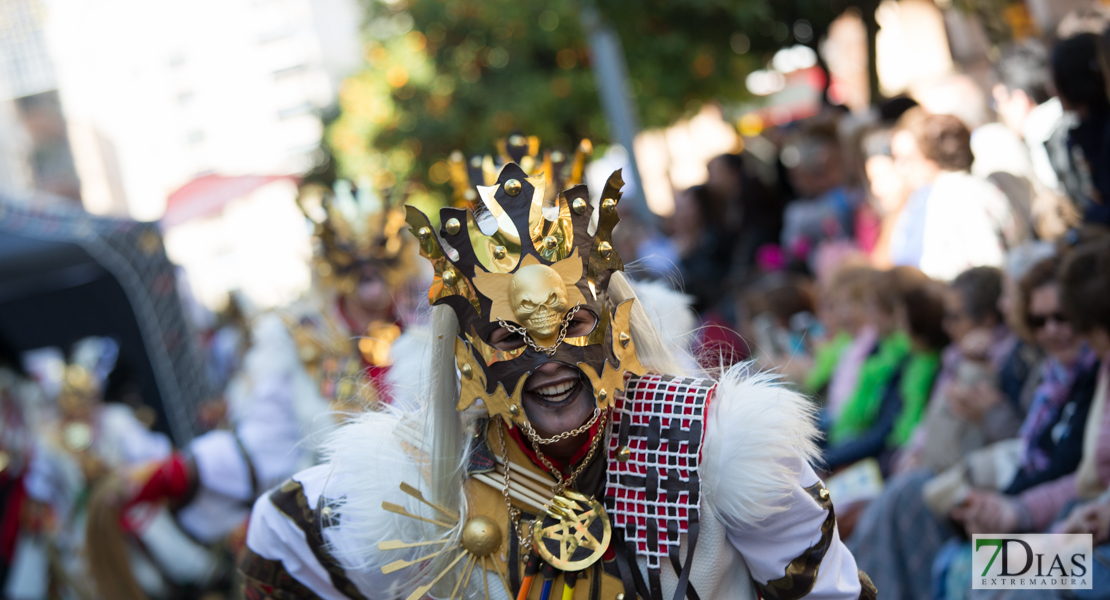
[520,406,602,445]
[497,413,608,553]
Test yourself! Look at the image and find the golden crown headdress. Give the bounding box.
[297,179,417,293]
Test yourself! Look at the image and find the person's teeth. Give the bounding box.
[538,381,573,395]
[535,380,576,401]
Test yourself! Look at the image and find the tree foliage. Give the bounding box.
[327,0,840,206]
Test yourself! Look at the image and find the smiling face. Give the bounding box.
[489,308,599,459]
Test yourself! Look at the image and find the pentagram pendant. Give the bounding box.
[532,490,612,571]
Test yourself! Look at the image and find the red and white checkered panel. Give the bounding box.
[605,372,714,568]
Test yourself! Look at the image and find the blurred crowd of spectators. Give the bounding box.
[618,16,1110,600]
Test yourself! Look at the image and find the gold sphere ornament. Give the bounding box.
[462,516,502,557]
[417,226,431,242]
[445,218,461,235]
[544,235,559,250]
[493,245,507,260]
[441,270,458,287]
[509,404,521,417]
[598,242,613,259]
[571,197,588,215]
[597,389,608,402]
[504,179,523,196]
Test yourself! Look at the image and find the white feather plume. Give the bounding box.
[627,278,697,353]
[702,363,821,527]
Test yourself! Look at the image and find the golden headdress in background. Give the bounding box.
[296,179,418,293]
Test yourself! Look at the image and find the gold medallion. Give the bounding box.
[532,490,611,571]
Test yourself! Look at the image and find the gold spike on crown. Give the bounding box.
[447,135,593,208]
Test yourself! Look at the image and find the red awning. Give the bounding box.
[162,174,297,228]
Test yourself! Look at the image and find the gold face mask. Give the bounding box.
[406,163,644,427]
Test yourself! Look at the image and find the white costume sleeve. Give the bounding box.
[175,430,255,544]
[725,461,865,600]
[703,367,868,599]
[242,413,455,600]
[244,466,350,600]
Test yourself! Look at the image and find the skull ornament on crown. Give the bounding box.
[405,162,644,427]
[510,265,569,342]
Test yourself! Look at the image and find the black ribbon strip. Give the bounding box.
[590,560,602,600]
[612,531,639,599]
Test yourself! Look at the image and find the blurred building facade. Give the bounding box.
[34,0,361,220]
[0,0,82,202]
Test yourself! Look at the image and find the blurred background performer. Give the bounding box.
[84,180,421,600]
[15,338,173,600]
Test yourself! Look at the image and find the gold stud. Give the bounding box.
[619,332,630,348]
[509,404,520,417]
[616,594,626,600]
[544,235,558,249]
[461,363,473,379]
[504,179,522,196]
[445,218,461,235]
[616,446,631,463]
[461,515,502,557]
[819,488,830,501]
[417,226,431,241]
[598,389,607,402]
[493,245,507,259]
[571,197,588,215]
[602,198,618,212]
[598,242,613,259]
[441,270,457,287]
